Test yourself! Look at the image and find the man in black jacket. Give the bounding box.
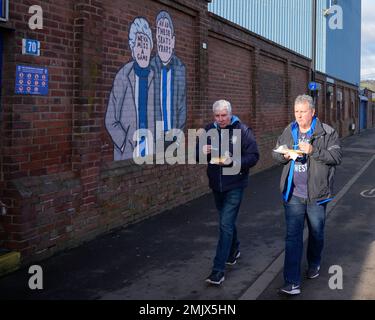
[272,94,342,295]
[197,100,259,285]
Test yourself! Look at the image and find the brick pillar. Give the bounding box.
[285,59,293,123]
[195,9,210,128]
[72,0,104,234]
[251,48,260,134]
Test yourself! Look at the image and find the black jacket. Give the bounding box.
[197,116,259,192]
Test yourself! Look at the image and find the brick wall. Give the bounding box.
[1,0,76,255]
[315,73,359,137]
[207,14,311,172]
[0,0,361,263]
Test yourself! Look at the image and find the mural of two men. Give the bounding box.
[105,11,187,161]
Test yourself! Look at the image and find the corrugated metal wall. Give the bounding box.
[208,0,326,73]
[316,0,326,73]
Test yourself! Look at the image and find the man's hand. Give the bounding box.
[203,145,212,155]
[299,142,313,154]
[284,153,291,160]
[222,157,233,166]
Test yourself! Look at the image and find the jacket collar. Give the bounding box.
[291,116,321,145]
[214,115,240,129]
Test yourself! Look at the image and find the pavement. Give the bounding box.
[0,128,374,300]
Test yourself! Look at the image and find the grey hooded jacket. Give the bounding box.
[272,118,342,203]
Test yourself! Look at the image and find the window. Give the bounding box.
[0,0,9,22]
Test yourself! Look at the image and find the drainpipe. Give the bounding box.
[0,200,7,216]
[311,0,317,104]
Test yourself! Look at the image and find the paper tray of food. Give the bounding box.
[273,145,304,155]
[210,156,231,165]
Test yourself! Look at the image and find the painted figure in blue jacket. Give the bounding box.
[105,17,155,160]
[151,11,186,148]
[273,94,342,296]
[197,100,259,286]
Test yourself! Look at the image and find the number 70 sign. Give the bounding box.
[22,39,41,56]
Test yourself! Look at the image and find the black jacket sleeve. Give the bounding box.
[240,126,259,171]
[310,127,342,165]
[272,126,291,165]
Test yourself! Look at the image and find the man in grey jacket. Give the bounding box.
[272,94,342,296]
[105,17,155,161]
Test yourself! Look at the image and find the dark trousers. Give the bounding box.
[212,187,244,272]
[283,195,327,285]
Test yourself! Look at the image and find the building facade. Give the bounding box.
[209,0,361,86]
[0,0,365,265]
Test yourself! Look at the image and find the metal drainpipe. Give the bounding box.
[311,0,317,104]
[0,32,5,215]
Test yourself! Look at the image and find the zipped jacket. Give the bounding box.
[272,117,342,203]
[198,116,259,192]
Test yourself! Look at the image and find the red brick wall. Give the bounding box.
[208,35,253,126]
[2,0,74,180]
[1,0,210,262]
[207,15,312,172]
[0,0,361,262]
[0,0,76,254]
[316,73,358,136]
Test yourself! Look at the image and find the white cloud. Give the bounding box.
[361,0,375,79]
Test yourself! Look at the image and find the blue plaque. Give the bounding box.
[308,82,321,91]
[22,39,41,56]
[15,65,49,96]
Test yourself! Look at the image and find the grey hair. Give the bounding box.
[128,17,153,52]
[213,100,232,114]
[156,10,175,35]
[294,94,315,109]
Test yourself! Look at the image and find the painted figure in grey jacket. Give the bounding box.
[151,11,186,146]
[272,94,342,296]
[105,17,155,161]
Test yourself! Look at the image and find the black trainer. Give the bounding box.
[306,266,320,279]
[278,283,301,295]
[205,271,225,285]
[226,250,241,266]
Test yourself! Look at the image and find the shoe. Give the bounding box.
[278,283,301,295]
[226,250,241,266]
[306,266,320,279]
[205,271,225,285]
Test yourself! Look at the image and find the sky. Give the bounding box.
[361,0,375,80]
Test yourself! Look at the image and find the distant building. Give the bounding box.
[209,0,361,86]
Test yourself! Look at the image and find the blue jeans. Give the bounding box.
[212,188,244,273]
[283,195,327,285]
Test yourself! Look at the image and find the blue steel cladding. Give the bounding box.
[208,0,329,74]
[325,0,361,86]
